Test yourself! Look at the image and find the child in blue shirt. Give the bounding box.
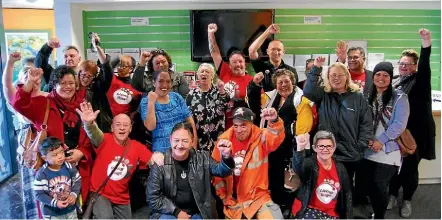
[33,137,81,219]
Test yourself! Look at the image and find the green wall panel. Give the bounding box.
[83,9,441,90]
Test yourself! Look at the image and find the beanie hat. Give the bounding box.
[373,62,394,79]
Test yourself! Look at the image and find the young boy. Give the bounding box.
[33,137,81,219]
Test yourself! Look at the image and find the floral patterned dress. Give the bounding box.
[186,86,230,151]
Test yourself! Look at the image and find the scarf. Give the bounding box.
[371,93,393,134]
[48,90,80,128]
[393,73,416,95]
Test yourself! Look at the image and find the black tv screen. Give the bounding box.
[190,9,274,62]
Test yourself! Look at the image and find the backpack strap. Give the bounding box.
[41,99,50,130]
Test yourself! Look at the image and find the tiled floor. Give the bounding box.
[0,174,25,219]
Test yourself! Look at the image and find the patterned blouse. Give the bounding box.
[186,86,229,151]
[139,92,191,153]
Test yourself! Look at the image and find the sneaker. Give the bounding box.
[400,200,412,218]
[387,196,397,210]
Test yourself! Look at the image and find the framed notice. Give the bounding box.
[184,71,197,89]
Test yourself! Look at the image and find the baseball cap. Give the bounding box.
[231,107,255,122]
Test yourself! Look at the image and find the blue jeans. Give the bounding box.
[159,213,202,219]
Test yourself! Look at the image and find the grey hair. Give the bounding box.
[198,63,215,73]
[313,130,337,147]
[347,46,366,58]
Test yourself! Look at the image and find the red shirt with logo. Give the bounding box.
[231,136,249,196]
[106,75,142,117]
[349,70,366,91]
[218,62,253,128]
[308,160,341,217]
[90,134,152,204]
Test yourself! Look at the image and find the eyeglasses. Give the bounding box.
[80,72,95,79]
[397,62,416,67]
[347,56,361,61]
[316,145,334,151]
[117,64,132,69]
[328,74,346,79]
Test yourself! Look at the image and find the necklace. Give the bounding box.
[181,170,187,179]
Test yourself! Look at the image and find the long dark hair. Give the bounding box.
[171,121,194,139]
[50,65,76,90]
[148,49,173,72]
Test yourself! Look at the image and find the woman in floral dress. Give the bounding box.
[186,63,230,152]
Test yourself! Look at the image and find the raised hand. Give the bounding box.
[266,24,280,34]
[56,200,69,209]
[419,28,431,41]
[253,72,264,85]
[260,107,278,121]
[47,38,61,49]
[75,102,100,125]
[217,139,232,158]
[140,51,152,66]
[27,68,43,83]
[91,33,101,48]
[335,40,348,62]
[314,56,326,68]
[8,51,21,63]
[147,91,159,103]
[208,23,218,34]
[216,79,225,94]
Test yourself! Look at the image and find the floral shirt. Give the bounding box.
[186,86,230,151]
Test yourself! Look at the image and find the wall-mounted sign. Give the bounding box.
[304,16,322,24]
[131,17,149,26]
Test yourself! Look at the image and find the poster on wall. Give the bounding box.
[5,31,50,82]
[183,71,198,89]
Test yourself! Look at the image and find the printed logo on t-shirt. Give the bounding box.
[113,88,133,105]
[224,81,238,100]
[233,150,246,176]
[48,176,71,201]
[107,156,133,181]
[315,179,340,204]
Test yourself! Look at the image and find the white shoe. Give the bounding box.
[386,195,397,210]
[400,200,412,218]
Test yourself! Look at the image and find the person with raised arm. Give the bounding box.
[207,23,253,128]
[248,24,300,91]
[387,28,436,218]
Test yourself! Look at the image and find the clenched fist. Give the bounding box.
[8,51,21,63]
[260,107,278,121]
[147,91,159,103]
[419,28,431,41]
[208,23,218,34]
[140,51,152,66]
[47,38,61,49]
[217,139,232,158]
[314,56,326,68]
[216,79,225,94]
[266,24,280,34]
[253,72,264,85]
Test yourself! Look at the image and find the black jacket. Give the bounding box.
[250,59,299,91]
[394,46,436,160]
[292,151,353,219]
[34,44,54,92]
[362,69,373,97]
[303,66,373,162]
[147,149,234,219]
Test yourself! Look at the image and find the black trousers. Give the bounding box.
[389,153,421,201]
[341,161,366,206]
[268,153,294,211]
[360,159,398,219]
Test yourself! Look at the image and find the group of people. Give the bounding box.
[2,22,436,220]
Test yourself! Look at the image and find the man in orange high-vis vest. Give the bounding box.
[212,107,285,219]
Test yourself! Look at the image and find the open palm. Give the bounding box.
[76,102,100,125]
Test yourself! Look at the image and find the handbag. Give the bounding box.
[397,129,417,157]
[81,140,131,219]
[19,99,50,170]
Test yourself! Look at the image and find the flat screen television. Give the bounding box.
[190,9,275,62]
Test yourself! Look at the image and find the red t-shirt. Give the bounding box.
[231,136,249,195]
[106,75,142,117]
[218,62,253,128]
[90,134,152,204]
[349,70,366,91]
[308,160,341,217]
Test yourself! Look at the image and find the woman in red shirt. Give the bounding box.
[291,131,353,219]
[12,65,93,204]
